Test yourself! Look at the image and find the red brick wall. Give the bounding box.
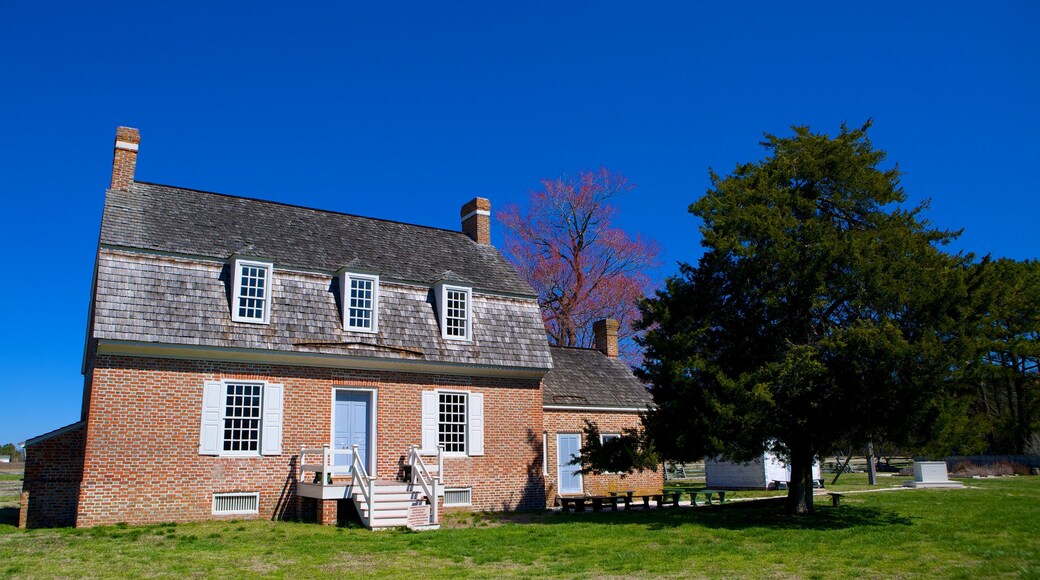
[74,355,544,527]
[22,424,86,528]
[543,409,663,504]
[110,126,139,191]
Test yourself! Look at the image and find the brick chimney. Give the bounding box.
[593,318,619,358]
[110,126,141,191]
[461,197,491,245]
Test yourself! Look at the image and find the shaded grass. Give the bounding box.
[0,477,1037,578]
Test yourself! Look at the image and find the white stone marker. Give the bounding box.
[902,461,964,488]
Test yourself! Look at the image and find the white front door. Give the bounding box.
[557,433,583,494]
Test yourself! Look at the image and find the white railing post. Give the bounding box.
[351,443,374,524]
[438,444,444,484]
[404,444,441,526]
[299,446,305,483]
[323,444,332,486]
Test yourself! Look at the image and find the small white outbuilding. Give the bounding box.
[705,452,823,489]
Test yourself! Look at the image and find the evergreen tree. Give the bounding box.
[638,122,974,514]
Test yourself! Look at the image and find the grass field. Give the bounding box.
[0,475,1037,578]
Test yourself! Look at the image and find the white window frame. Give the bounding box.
[339,271,379,333]
[421,389,484,457]
[435,283,473,341]
[200,379,283,458]
[231,258,273,324]
[600,433,622,474]
[438,391,469,455]
[220,382,264,456]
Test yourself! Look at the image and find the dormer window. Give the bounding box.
[340,271,379,332]
[231,258,273,324]
[435,283,472,341]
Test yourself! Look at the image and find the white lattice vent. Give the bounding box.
[212,492,259,515]
[443,487,472,507]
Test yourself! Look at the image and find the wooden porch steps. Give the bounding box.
[353,480,436,530]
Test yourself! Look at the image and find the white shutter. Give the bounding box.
[200,381,223,455]
[421,390,438,453]
[468,392,484,456]
[262,383,284,455]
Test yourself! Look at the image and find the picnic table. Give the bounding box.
[559,490,684,513]
[693,489,727,505]
[666,487,728,506]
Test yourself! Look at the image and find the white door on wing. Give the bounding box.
[557,433,583,494]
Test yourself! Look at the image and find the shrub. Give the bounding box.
[948,461,1029,477]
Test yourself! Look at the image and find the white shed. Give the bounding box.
[705,452,822,490]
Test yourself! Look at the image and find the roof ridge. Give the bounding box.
[550,345,602,352]
[133,180,474,237]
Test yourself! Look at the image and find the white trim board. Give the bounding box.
[96,339,550,379]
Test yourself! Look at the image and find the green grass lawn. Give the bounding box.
[1,476,1037,578]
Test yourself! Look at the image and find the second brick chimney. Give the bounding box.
[110,126,141,191]
[461,197,491,245]
[593,318,619,358]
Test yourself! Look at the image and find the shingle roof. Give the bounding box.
[93,250,553,369]
[91,182,553,371]
[543,347,653,409]
[100,182,536,297]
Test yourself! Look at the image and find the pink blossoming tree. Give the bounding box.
[498,168,660,360]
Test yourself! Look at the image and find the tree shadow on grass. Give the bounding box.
[483,498,913,531]
[0,507,19,527]
[650,498,915,531]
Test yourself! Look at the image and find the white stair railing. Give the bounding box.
[408,444,443,525]
[299,445,352,486]
[351,444,374,524]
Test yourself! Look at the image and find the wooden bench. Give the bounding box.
[607,492,632,511]
[559,495,623,513]
[827,492,846,507]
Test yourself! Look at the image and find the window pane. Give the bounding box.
[346,276,376,329]
[444,289,469,337]
[223,383,262,452]
[236,264,269,321]
[437,392,467,453]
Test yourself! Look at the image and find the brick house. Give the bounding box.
[21,127,659,529]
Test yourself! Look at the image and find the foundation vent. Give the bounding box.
[443,487,472,507]
[212,492,260,515]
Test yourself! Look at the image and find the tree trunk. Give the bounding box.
[867,441,877,486]
[786,446,815,515]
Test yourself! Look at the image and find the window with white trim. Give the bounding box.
[421,390,483,456]
[435,283,472,341]
[223,383,262,452]
[200,380,283,457]
[341,271,379,332]
[438,392,468,453]
[599,433,621,474]
[231,259,272,324]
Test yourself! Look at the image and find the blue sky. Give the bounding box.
[0,2,1037,444]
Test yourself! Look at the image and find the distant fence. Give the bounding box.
[942,455,1040,470]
